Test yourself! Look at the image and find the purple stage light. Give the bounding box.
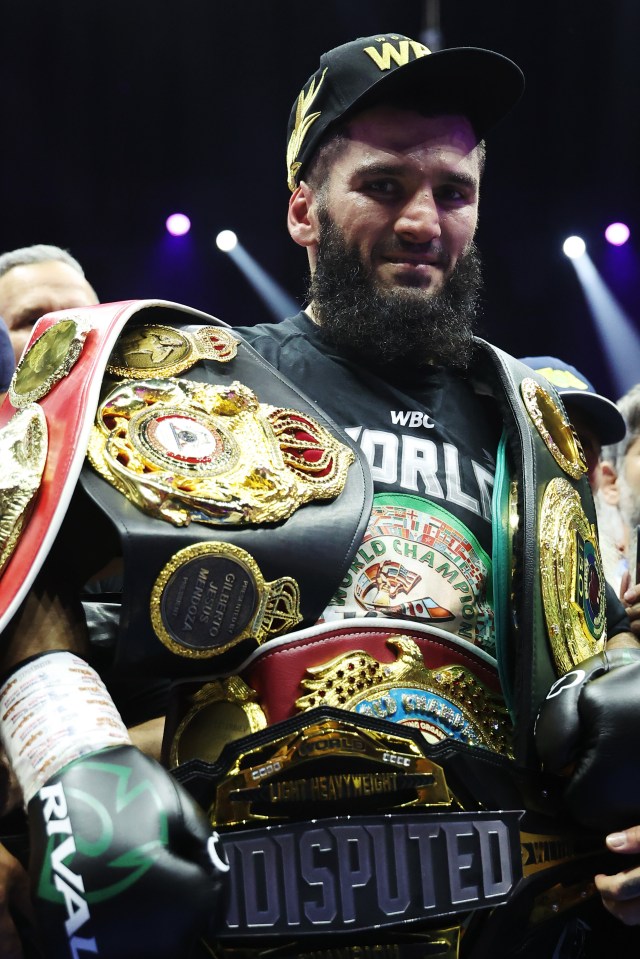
[605,222,630,246]
[166,213,191,236]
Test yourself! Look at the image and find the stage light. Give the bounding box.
[563,236,586,259]
[216,230,238,252]
[214,232,299,320]
[566,248,640,395]
[605,222,630,246]
[166,213,191,236]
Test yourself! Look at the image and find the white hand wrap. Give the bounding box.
[0,651,131,804]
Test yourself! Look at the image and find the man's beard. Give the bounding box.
[308,209,483,369]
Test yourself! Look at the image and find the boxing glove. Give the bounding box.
[535,647,640,830]
[0,651,229,958]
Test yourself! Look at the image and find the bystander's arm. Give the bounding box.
[0,841,34,959]
[618,571,640,639]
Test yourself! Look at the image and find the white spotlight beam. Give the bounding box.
[220,239,300,321]
[570,252,640,396]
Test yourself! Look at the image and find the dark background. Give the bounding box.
[1,0,639,399]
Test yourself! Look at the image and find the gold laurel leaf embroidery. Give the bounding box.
[286,68,328,191]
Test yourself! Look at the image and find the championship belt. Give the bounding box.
[478,342,606,767]
[77,303,371,675]
[0,302,139,630]
[0,300,371,677]
[167,620,616,958]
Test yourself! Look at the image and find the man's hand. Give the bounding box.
[28,744,229,958]
[621,573,640,639]
[605,628,640,650]
[0,650,229,958]
[595,826,640,925]
[536,648,640,830]
[0,841,38,959]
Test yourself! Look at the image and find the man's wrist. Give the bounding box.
[0,651,131,804]
[605,631,640,650]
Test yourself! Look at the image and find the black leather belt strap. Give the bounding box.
[474,340,598,766]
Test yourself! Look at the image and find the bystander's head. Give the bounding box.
[520,356,626,491]
[0,244,98,364]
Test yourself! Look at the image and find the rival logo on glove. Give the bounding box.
[40,781,99,958]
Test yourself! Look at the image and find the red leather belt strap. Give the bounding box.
[241,617,502,725]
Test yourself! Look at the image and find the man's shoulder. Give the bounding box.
[472,337,547,388]
[236,312,310,346]
[235,312,321,369]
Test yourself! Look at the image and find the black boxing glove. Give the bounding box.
[535,647,640,831]
[0,652,229,958]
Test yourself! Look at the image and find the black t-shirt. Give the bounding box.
[238,312,503,656]
[238,312,630,645]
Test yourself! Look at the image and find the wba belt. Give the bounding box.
[0,300,371,675]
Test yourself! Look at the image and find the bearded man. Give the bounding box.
[3,33,640,959]
[232,33,640,952]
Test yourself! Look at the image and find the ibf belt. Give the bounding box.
[0,302,140,630]
[162,618,511,767]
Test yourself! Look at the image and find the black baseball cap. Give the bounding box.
[286,33,525,191]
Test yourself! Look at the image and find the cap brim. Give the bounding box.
[344,46,525,140]
[561,390,627,445]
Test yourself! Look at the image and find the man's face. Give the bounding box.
[618,436,640,529]
[309,107,481,295]
[297,108,484,368]
[0,260,99,364]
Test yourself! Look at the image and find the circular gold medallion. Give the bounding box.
[9,317,90,407]
[169,677,267,767]
[539,477,606,673]
[521,378,587,480]
[150,541,301,659]
[127,406,238,475]
[151,541,263,658]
